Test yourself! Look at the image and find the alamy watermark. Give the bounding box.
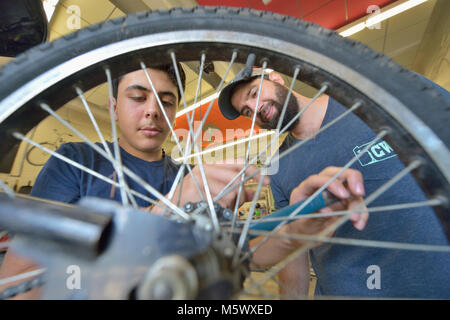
[66,265,81,290]
[66,5,81,30]
[169,124,280,175]
[366,265,381,290]
[366,5,382,30]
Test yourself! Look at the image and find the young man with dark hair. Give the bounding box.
[29,64,258,208]
[218,68,450,298]
[30,65,184,206]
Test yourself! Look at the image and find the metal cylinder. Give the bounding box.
[0,193,113,255]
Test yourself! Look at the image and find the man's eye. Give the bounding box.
[130,96,146,102]
[162,100,175,107]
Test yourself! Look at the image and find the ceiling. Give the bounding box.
[197,0,397,30]
[0,0,447,151]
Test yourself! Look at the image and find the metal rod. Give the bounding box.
[0,193,113,255]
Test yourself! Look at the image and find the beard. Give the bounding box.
[258,82,300,131]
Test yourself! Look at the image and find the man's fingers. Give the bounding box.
[244,164,270,185]
[291,174,352,203]
[288,166,369,233]
[348,198,369,230]
[189,163,269,209]
[319,167,365,197]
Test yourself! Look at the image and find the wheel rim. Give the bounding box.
[0,12,449,299]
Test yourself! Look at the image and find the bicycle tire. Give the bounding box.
[0,6,449,299]
[0,6,448,232]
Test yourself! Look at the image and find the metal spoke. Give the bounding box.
[243,229,450,252]
[105,68,137,208]
[243,130,387,263]
[77,84,138,207]
[216,101,363,236]
[176,131,275,162]
[162,53,207,204]
[145,51,237,228]
[0,268,46,287]
[75,87,113,159]
[231,61,268,265]
[278,84,328,136]
[228,66,300,246]
[275,67,301,132]
[78,79,137,208]
[175,166,186,207]
[191,51,237,149]
[12,132,164,209]
[18,106,190,220]
[172,51,237,230]
[218,81,328,203]
[269,102,362,164]
[169,52,221,233]
[215,96,362,207]
[243,159,426,294]
[224,198,444,226]
[232,174,267,268]
[140,62,204,207]
[0,179,14,198]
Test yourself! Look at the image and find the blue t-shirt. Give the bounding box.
[270,98,450,298]
[30,142,181,207]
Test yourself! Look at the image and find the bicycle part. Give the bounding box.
[6,197,246,299]
[0,273,45,300]
[0,193,113,257]
[0,7,449,299]
[247,191,336,237]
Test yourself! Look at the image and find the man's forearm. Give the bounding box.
[249,231,299,269]
[278,253,310,299]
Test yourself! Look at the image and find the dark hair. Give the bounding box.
[112,63,186,103]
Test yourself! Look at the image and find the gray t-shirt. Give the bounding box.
[270,98,450,298]
[31,141,181,207]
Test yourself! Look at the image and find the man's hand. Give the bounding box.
[179,163,270,208]
[151,163,270,214]
[250,167,368,268]
[288,166,368,233]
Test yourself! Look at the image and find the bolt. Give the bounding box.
[222,209,233,220]
[213,202,222,213]
[184,202,194,213]
[198,201,207,209]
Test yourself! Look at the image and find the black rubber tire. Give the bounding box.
[0,6,448,235]
[0,6,448,144]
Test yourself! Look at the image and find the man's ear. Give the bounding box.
[268,72,285,86]
[108,97,118,121]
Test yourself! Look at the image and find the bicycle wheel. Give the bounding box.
[0,7,449,300]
